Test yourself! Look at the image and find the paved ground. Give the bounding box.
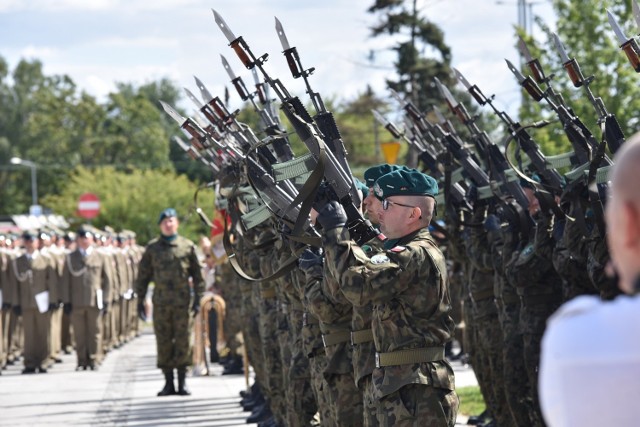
[0,326,476,426]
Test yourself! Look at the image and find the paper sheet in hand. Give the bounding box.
[96,289,104,310]
[35,291,49,313]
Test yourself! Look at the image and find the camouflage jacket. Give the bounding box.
[135,235,204,307]
[323,226,455,398]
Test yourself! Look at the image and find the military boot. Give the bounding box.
[177,369,191,396]
[157,370,176,396]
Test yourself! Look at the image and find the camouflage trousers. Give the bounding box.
[521,299,562,427]
[360,375,379,427]
[325,370,363,426]
[475,303,516,427]
[375,384,458,427]
[309,353,332,426]
[259,296,285,424]
[500,303,538,427]
[286,310,318,427]
[153,304,193,370]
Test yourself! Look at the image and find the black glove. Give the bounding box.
[2,302,11,310]
[13,305,22,316]
[298,247,324,272]
[483,214,501,232]
[137,301,146,321]
[316,201,347,230]
[191,300,200,317]
[63,302,73,315]
[312,181,339,212]
[48,303,57,312]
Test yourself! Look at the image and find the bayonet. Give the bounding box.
[221,54,251,101]
[517,36,534,63]
[160,100,186,125]
[607,9,640,72]
[552,33,571,64]
[274,17,292,51]
[607,9,629,46]
[212,9,237,44]
[184,87,203,109]
[633,0,640,32]
[194,75,214,104]
[221,54,237,80]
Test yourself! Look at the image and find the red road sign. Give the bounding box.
[77,193,100,219]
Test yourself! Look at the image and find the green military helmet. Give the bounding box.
[373,168,438,200]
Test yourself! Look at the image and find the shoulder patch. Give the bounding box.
[390,246,406,253]
[370,253,390,264]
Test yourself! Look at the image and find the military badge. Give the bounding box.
[370,253,390,264]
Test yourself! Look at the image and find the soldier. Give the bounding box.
[8,230,58,373]
[62,227,112,371]
[135,208,204,396]
[318,169,458,426]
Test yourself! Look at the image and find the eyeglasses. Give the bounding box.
[382,199,418,211]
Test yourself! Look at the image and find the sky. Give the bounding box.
[0,0,557,117]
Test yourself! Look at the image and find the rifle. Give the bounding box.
[453,67,565,197]
[551,32,625,155]
[274,17,361,207]
[212,9,381,245]
[220,54,295,163]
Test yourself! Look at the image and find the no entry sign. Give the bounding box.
[77,193,101,219]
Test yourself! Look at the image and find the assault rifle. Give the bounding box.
[212,9,381,245]
[453,67,565,197]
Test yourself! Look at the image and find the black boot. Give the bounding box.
[177,369,191,396]
[157,370,176,396]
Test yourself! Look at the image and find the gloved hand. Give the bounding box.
[298,247,324,272]
[483,214,501,232]
[191,300,200,317]
[2,302,11,310]
[137,301,146,321]
[63,302,73,315]
[312,182,339,212]
[316,201,347,230]
[13,305,22,316]
[48,303,57,312]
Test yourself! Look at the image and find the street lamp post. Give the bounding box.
[10,157,39,208]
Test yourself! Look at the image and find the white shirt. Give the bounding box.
[539,294,640,427]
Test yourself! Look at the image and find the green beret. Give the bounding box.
[373,169,438,199]
[158,208,177,224]
[364,164,407,187]
[353,178,369,199]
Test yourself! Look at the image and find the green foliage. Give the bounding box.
[42,166,213,244]
[457,385,486,417]
[518,0,640,155]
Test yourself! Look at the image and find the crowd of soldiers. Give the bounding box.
[0,226,144,374]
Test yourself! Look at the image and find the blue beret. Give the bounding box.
[373,169,438,199]
[158,208,178,224]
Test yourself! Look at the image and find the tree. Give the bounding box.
[43,166,214,243]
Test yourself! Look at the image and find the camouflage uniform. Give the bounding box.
[135,235,204,371]
[505,213,563,427]
[304,248,364,425]
[465,208,514,427]
[324,226,458,426]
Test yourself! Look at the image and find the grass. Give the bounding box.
[457,386,486,416]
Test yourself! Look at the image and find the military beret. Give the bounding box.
[76,226,93,238]
[373,169,439,199]
[364,164,407,187]
[353,178,369,199]
[158,208,178,224]
[22,229,38,240]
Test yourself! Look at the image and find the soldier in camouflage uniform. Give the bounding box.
[135,208,204,397]
[318,169,458,426]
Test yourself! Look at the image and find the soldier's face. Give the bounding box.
[160,216,179,236]
[524,187,540,216]
[364,189,382,225]
[606,188,639,294]
[377,197,416,239]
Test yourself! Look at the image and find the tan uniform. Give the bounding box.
[62,247,112,368]
[9,251,57,370]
